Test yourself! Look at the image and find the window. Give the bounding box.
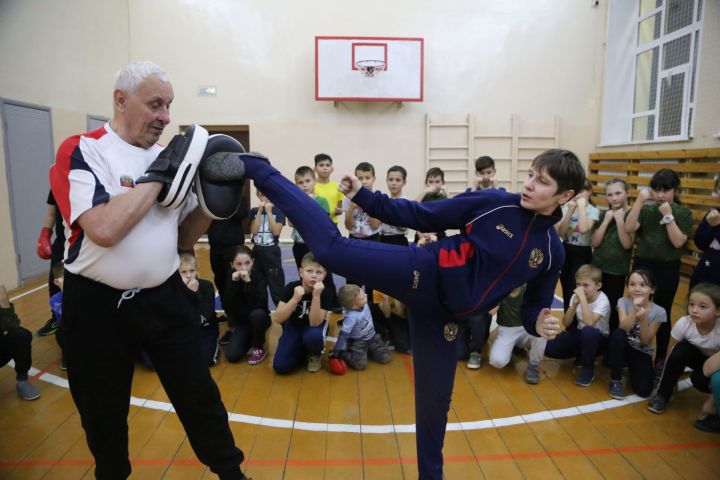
[601,0,704,145]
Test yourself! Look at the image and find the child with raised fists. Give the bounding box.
[607,268,666,399]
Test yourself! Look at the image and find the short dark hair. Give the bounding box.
[295,165,315,179]
[628,267,656,291]
[51,262,64,281]
[531,149,585,195]
[690,282,720,309]
[228,245,253,263]
[314,153,332,165]
[474,156,495,172]
[387,165,407,181]
[650,168,682,204]
[425,167,445,183]
[355,162,375,177]
[650,168,681,191]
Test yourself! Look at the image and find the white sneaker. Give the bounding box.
[307,354,322,373]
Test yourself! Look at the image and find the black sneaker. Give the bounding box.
[219,329,233,346]
[37,317,59,336]
[647,395,667,414]
[694,414,720,434]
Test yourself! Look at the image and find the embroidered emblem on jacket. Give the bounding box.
[120,175,135,188]
[496,224,514,238]
[528,248,544,268]
[412,270,421,289]
[444,322,459,341]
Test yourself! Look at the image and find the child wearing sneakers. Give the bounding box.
[272,253,334,374]
[330,284,391,371]
[0,284,40,400]
[249,189,286,307]
[606,268,666,399]
[649,283,720,416]
[625,168,693,373]
[457,311,492,369]
[544,264,611,386]
[697,349,720,433]
[222,246,271,365]
[488,285,546,384]
[178,253,222,367]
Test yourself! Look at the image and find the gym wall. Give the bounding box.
[0,0,717,288]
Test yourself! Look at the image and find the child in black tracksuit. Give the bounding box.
[249,189,286,308]
[179,253,220,366]
[222,246,271,365]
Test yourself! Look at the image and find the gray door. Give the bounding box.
[87,115,109,131]
[2,102,55,284]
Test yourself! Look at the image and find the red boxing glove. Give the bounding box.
[328,358,347,376]
[37,227,53,259]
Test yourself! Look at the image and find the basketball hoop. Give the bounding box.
[355,59,386,77]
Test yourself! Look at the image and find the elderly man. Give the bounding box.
[50,61,248,480]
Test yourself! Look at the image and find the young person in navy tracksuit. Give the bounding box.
[235,149,584,480]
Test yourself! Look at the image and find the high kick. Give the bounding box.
[243,155,462,479]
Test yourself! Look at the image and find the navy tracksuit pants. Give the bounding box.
[245,158,458,479]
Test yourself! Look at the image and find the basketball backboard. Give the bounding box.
[315,36,424,102]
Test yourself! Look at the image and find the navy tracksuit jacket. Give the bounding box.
[246,158,563,480]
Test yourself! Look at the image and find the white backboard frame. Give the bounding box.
[315,36,424,102]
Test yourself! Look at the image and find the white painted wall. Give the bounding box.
[0,0,715,288]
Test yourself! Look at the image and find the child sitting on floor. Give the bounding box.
[0,285,40,400]
[330,284,392,373]
[649,283,720,419]
[544,264,610,387]
[222,246,271,365]
[606,268,666,399]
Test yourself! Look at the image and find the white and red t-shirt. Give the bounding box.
[49,123,197,290]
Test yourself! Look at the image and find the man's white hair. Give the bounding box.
[114,61,169,94]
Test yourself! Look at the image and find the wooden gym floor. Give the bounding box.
[1,244,719,479]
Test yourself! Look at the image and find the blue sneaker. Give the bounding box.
[525,363,541,385]
[575,368,595,387]
[648,395,667,414]
[16,381,40,401]
[608,380,624,399]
